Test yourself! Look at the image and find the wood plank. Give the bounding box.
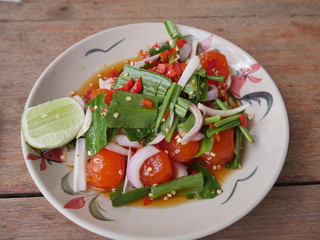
[0,185,319,240]
[0,3,319,194]
[0,0,319,22]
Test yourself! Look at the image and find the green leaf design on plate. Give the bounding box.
[89,195,115,221]
[61,171,78,195]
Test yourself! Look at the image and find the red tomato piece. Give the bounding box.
[201,129,235,167]
[158,132,200,163]
[199,50,230,83]
[140,151,173,186]
[91,89,113,106]
[86,148,125,191]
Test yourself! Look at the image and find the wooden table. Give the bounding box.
[1,0,319,239]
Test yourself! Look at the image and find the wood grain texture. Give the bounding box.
[1,185,319,240]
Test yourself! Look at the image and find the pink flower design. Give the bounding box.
[63,197,86,209]
[230,63,263,97]
[26,145,63,171]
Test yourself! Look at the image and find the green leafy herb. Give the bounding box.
[193,130,214,157]
[206,119,240,137]
[226,127,243,169]
[113,64,171,98]
[124,128,156,144]
[112,187,151,207]
[106,91,159,128]
[109,182,124,201]
[187,161,221,199]
[180,113,195,133]
[164,18,183,40]
[107,128,118,143]
[85,93,107,156]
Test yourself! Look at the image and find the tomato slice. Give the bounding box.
[91,89,113,106]
[140,151,173,186]
[199,50,229,83]
[201,129,235,167]
[86,148,125,190]
[158,132,200,163]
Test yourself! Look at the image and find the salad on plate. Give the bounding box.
[21,19,255,207]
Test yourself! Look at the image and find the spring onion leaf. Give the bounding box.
[193,130,214,157]
[164,18,183,40]
[226,127,243,169]
[149,42,171,56]
[111,187,151,207]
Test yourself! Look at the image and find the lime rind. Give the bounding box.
[21,97,85,149]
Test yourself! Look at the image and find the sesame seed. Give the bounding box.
[163,196,169,201]
[217,164,221,169]
[97,74,102,77]
[87,150,92,156]
[212,68,216,72]
[111,188,116,192]
[41,114,47,118]
[189,91,194,95]
[164,150,169,154]
[118,170,123,175]
[148,193,153,198]
[217,189,222,194]
[165,128,170,133]
[210,152,216,157]
[212,165,217,170]
[161,118,166,122]
[76,154,80,157]
[113,112,120,118]
[152,183,158,187]
[171,190,176,195]
[89,83,93,87]
[155,47,160,51]
[126,96,132,101]
[167,193,172,198]
[200,83,205,88]
[192,80,196,83]
[175,135,180,140]
[147,167,153,172]
[177,137,181,143]
[167,71,171,74]
[124,72,129,77]
[93,105,98,110]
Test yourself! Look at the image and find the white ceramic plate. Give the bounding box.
[21,23,289,240]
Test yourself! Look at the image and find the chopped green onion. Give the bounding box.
[166,116,179,142]
[206,119,241,137]
[149,42,171,56]
[111,187,151,207]
[214,113,242,127]
[151,173,204,199]
[207,75,224,81]
[239,125,255,143]
[164,19,183,40]
[226,127,243,169]
[204,115,221,125]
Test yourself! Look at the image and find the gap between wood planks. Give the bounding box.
[0,182,319,199]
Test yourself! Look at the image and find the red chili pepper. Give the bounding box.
[143,199,153,206]
[208,123,214,129]
[140,99,154,108]
[176,39,187,49]
[123,78,135,92]
[240,114,248,127]
[130,77,143,93]
[191,170,198,175]
[163,109,171,120]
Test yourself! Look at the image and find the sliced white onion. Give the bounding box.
[147,133,166,145]
[179,42,192,62]
[76,107,92,138]
[73,95,85,109]
[126,146,160,188]
[99,77,116,90]
[198,102,249,117]
[180,103,203,145]
[177,55,200,88]
[190,38,199,59]
[113,135,141,148]
[123,147,134,194]
[73,138,87,192]
[178,128,204,142]
[207,84,219,101]
[172,161,188,179]
[105,142,129,156]
[143,53,160,63]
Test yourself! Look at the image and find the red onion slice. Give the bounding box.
[73,138,87,192]
[73,95,86,109]
[148,133,166,145]
[225,74,232,90]
[113,135,141,148]
[177,55,200,88]
[207,84,219,101]
[178,128,204,141]
[105,142,129,156]
[76,107,92,138]
[200,35,213,52]
[179,42,192,62]
[180,103,203,145]
[198,102,249,117]
[123,147,134,194]
[172,161,188,179]
[126,146,160,188]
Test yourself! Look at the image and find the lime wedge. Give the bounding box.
[21,97,85,149]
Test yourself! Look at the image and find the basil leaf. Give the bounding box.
[85,93,107,156]
[124,128,156,144]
